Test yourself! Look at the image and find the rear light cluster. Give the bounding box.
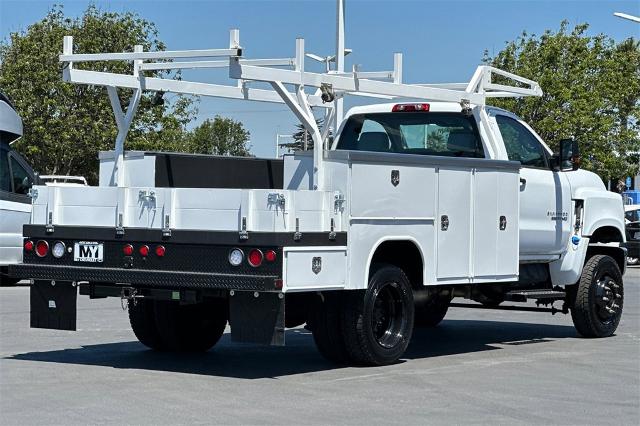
[24,240,66,258]
[123,244,165,258]
[228,248,277,268]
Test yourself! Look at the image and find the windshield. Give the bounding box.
[335,112,485,158]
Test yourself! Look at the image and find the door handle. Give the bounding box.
[519,177,526,185]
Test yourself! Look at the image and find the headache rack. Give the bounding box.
[59,0,542,191]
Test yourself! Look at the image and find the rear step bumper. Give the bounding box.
[9,263,279,291]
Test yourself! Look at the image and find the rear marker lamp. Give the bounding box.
[247,249,263,267]
[52,241,66,258]
[229,248,244,266]
[123,244,134,256]
[35,240,49,257]
[139,245,150,257]
[24,240,34,252]
[265,250,277,262]
[155,245,166,257]
[392,103,430,112]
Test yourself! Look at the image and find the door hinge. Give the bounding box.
[294,218,302,241]
[46,211,54,234]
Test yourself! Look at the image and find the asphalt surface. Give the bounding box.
[1,269,638,425]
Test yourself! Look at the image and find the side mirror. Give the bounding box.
[558,138,580,171]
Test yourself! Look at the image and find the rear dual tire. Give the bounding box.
[129,298,228,352]
[311,264,414,366]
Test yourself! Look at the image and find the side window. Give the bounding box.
[0,149,11,192]
[495,115,548,168]
[9,155,33,195]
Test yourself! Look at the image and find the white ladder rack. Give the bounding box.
[60,26,542,191]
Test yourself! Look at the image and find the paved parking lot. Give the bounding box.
[1,268,638,425]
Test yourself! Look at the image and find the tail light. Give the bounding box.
[139,245,150,257]
[247,249,263,267]
[123,244,134,256]
[155,245,166,257]
[264,250,277,262]
[24,240,34,252]
[392,103,430,112]
[35,240,49,257]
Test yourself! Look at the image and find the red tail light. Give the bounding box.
[155,245,166,257]
[123,244,134,256]
[139,245,150,257]
[24,240,34,252]
[265,250,277,262]
[35,240,49,257]
[247,249,263,267]
[392,103,430,112]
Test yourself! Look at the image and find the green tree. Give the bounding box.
[0,5,196,183]
[283,117,329,152]
[484,22,640,182]
[187,116,251,156]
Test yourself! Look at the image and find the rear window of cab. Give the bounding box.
[335,112,485,158]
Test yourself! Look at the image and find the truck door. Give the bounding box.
[0,144,34,265]
[492,114,572,257]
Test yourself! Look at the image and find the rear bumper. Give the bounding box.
[9,263,279,291]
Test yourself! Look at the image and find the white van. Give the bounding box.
[0,93,37,285]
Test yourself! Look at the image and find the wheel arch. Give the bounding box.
[366,237,425,289]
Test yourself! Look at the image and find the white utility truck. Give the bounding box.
[11,22,626,365]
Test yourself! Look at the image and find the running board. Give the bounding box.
[504,289,566,303]
[449,302,568,315]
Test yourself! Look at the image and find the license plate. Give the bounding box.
[73,241,104,263]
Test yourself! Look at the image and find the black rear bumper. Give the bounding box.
[9,263,279,291]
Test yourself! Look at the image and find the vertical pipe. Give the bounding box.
[334,0,345,131]
[393,52,403,84]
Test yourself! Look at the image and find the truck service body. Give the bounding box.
[10,18,627,365]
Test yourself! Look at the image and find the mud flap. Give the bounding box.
[30,280,77,331]
[230,291,285,346]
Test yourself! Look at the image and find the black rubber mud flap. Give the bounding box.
[230,291,285,346]
[30,280,77,331]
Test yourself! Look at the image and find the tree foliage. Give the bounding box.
[283,117,330,152]
[0,5,201,182]
[484,21,640,181]
[187,116,251,156]
[0,5,252,184]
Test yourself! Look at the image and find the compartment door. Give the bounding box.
[436,168,472,280]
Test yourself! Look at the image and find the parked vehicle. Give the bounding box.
[624,204,640,265]
[11,23,627,366]
[0,93,38,286]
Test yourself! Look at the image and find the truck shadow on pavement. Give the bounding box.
[7,319,578,379]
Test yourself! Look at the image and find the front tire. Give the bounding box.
[571,255,623,338]
[341,264,414,366]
